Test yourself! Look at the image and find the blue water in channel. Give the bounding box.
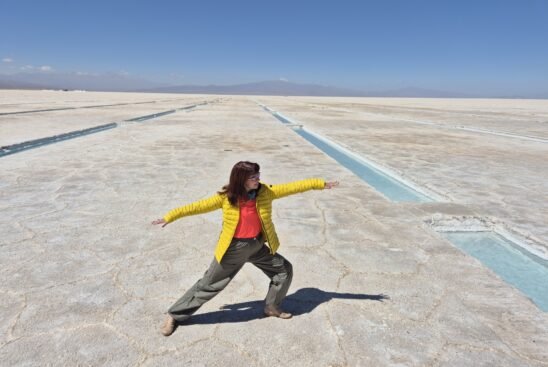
[269,112,431,202]
[443,231,548,311]
[292,127,432,202]
[267,107,547,311]
[0,103,203,157]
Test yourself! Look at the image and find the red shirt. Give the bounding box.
[234,199,262,238]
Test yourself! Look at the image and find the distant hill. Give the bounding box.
[0,76,50,90]
[139,80,367,97]
[0,72,168,92]
[0,73,473,97]
[139,80,481,98]
[2,74,545,98]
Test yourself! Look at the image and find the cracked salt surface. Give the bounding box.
[259,103,438,202]
[0,101,210,157]
[2,92,548,366]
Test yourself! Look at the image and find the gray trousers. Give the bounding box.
[168,235,293,322]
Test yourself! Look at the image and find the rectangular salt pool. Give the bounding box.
[264,107,433,202]
[443,231,548,311]
[292,127,433,202]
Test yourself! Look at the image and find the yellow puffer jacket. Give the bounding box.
[163,178,325,262]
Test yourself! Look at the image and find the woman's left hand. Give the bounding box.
[325,181,340,189]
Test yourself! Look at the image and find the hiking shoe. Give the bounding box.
[264,305,292,319]
[160,315,177,336]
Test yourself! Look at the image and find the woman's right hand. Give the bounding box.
[151,218,168,227]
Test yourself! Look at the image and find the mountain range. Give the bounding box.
[0,72,165,92]
[137,80,475,98]
[1,72,546,99]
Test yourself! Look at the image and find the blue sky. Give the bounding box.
[1,0,547,95]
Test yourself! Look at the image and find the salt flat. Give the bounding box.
[1,90,547,366]
[260,96,548,254]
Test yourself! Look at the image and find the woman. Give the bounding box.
[152,161,339,336]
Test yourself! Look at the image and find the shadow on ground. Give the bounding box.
[184,287,389,325]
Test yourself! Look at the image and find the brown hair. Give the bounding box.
[219,161,260,206]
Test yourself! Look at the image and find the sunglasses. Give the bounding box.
[247,173,261,181]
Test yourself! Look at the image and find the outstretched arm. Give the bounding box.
[270,178,339,199]
[151,193,223,228]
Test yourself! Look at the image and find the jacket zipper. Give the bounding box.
[256,198,273,253]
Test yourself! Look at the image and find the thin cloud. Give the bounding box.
[75,71,100,76]
[279,77,288,82]
[19,65,54,72]
[2,58,13,63]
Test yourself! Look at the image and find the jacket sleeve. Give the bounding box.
[269,178,325,200]
[163,193,224,223]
